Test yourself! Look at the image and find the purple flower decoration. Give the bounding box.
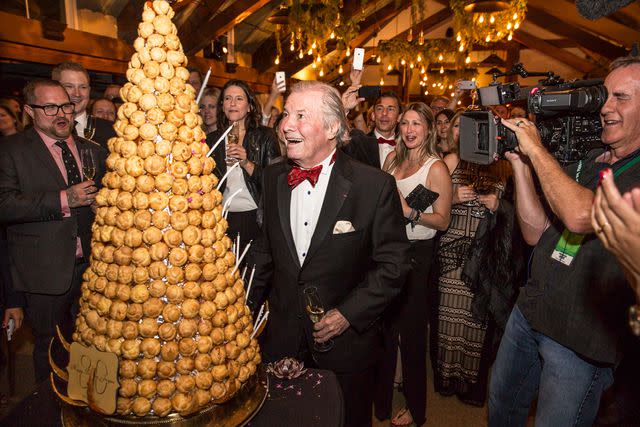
[187,197,193,203]
[198,190,204,195]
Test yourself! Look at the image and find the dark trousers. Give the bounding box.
[375,239,435,426]
[226,209,260,244]
[25,261,86,382]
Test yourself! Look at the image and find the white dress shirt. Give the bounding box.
[290,149,336,265]
[374,129,396,169]
[74,111,87,137]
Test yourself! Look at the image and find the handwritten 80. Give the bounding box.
[75,355,113,394]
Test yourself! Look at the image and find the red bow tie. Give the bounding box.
[288,164,323,189]
[378,137,396,146]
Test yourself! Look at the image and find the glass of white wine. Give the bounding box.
[80,148,96,180]
[303,286,334,352]
[225,122,240,166]
[84,115,96,140]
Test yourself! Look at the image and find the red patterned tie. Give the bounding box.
[288,164,323,189]
[378,137,396,146]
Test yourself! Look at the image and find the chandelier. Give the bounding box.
[450,0,527,48]
[270,0,362,73]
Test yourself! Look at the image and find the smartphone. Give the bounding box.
[458,80,477,90]
[353,47,365,71]
[358,85,381,99]
[275,71,286,92]
[7,318,14,341]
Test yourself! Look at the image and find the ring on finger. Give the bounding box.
[516,121,525,127]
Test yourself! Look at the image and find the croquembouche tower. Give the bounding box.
[51,0,264,423]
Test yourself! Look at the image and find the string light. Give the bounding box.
[401,58,406,65]
[423,75,428,81]
[417,54,422,62]
[513,13,518,20]
[299,50,304,59]
[312,62,317,69]
[376,56,381,63]
[319,68,324,77]
[346,47,351,57]
[489,15,495,24]
[438,54,444,61]
[514,22,520,29]
[380,78,385,85]
[307,48,313,55]
[330,31,335,39]
[440,65,444,74]
[465,55,471,64]
[338,65,343,74]
[508,32,513,41]
[410,63,414,69]
[424,90,429,95]
[311,40,317,49]
[339,81,344,86]
[478,15,484,24]
[387,64,393,71]
[448,84,453,89]
[274,56,280,65]
[420,66,426,73]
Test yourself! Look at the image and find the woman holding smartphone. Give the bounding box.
[206,80,280,243]
[375,102,452,427]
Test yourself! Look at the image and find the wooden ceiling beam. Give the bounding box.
[530,0,639,47]
[322,6,453,84]
[183,0,271,55]
[526,6,628,60]
[253,0,384,75]
[512,30,597,74]
[116,0,146,44]
[175,0,225,30]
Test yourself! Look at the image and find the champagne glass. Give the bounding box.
[84,115,96,140]
[225,122,240,166]
[303,287,334,352]
[80,148,96,180]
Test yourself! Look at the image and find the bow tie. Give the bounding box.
[288,164,323,189]
[378,137,396,146]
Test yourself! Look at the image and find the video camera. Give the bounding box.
[459,64,607,165]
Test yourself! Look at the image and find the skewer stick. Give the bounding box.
[195,67,211,104]
[222,188,243,219]
[246,265,256,299]
[206,124,234,158]
[231,241,252,275]
[250,311,269,340]
[241,265,248,281]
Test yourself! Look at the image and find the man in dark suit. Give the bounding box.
[342,90,402,169]
[52,61,116,150]
[250,81,410,427]
[0,79,107,382]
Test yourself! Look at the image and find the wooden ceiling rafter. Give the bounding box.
[174,0,226,54]
[252,0,380,75]
[526,6,628,60]
[323,6,453,84]
[182,0,271,55]
[513,30,598,74]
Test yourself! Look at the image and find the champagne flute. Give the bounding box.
[303,287,334,352]
[84,115,96,140]
[80,148,96,180]
[225,122,240,166]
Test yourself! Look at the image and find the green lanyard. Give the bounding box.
[551,153,640,266]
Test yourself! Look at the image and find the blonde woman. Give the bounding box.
[376,102,452,427]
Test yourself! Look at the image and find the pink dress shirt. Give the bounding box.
[36,130,84,258]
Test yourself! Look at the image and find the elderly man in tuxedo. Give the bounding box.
[0,79,107,382]
[250,80,410,426]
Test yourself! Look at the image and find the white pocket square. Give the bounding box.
[333,220,355,234]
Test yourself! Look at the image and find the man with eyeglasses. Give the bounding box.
[0,79,107,382]
[52,61,116,150]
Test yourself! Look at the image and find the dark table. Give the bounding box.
[1,368,343,427]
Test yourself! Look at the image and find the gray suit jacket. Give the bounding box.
[0,128,107,295]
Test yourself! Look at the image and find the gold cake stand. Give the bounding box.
[60,365,268,427]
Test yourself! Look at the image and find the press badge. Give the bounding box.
[551,229,585,266]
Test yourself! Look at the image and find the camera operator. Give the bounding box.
[488,55,640,427]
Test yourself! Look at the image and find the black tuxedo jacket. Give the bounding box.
[341,129,381,169]
[0,128,107,295]
[91,117,117,151]
[250,150,410,373]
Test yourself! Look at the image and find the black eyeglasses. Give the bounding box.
[29,103,75,116]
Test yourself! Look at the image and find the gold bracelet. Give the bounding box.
[629,304,640,336]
